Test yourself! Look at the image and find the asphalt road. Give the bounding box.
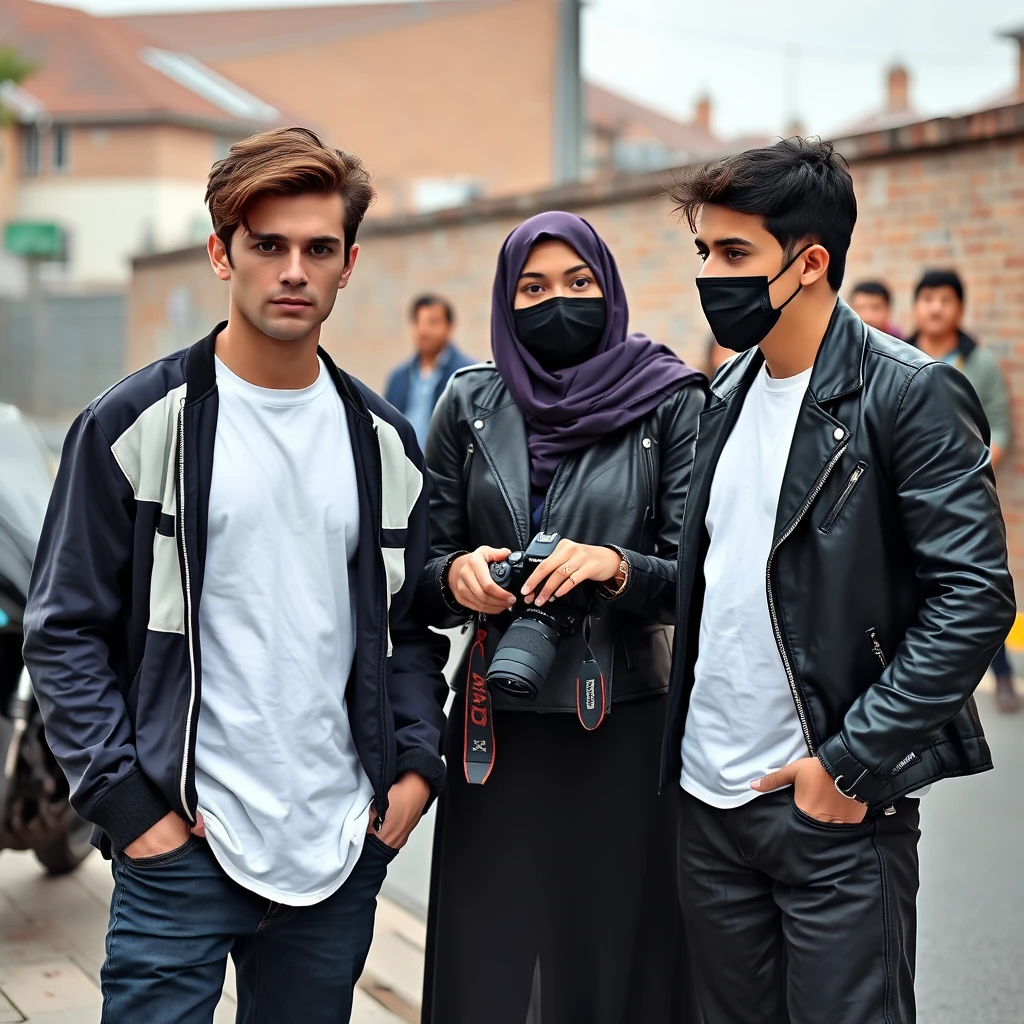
[916,688,1024,1023]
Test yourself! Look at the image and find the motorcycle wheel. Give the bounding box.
[33,817,95,875]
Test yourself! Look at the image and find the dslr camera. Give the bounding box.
[487,532,592,700]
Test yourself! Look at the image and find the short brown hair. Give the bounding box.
[205,126,375,261]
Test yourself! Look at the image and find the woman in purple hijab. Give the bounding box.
[419,211,704,1023]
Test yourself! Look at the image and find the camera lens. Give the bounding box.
[486,615,560,700]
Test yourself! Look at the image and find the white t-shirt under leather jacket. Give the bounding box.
[663,299,1016,815]
[23,324,448,855]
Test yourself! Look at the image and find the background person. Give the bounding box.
[384,293,475,447]
[23,128,448,1024]
[418,210,705,1024]
[909,268,1018,712]
[850,279,904,337]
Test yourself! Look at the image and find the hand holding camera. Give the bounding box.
[518,537,624,606]
[447,546,518,615]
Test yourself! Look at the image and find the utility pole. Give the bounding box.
[553,0,582,185]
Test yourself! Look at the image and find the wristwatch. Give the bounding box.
[601,546,630,598]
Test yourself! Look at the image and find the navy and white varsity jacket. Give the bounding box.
[23,324,449,854]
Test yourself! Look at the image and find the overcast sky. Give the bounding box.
[43,0,1024,139]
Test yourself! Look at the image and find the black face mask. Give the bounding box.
[695,245,812,352]
[513,297,607,371]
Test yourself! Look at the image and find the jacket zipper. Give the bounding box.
[867,627,887,669]
[176,400,197,824]
[540,458,570,534]
[372,426,390,829]
[475,428,526,550]
[766,442,848,755]
[641,436,655,545]
[819,461,867,534]
[463,442,474,476]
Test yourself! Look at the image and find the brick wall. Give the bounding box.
[128,107,1024,586]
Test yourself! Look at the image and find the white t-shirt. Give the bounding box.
[681,363,812,809]
[195,356,374,906]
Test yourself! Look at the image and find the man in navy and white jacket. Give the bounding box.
[23,127,448,1023]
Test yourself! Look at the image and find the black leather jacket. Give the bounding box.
[662,300,1016,813]
[419,363,705,712]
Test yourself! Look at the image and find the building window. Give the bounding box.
[52,126,70,172]
[23,128,40,176]
[411,178,482,214]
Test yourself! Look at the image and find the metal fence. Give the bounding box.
[0,294,126,426]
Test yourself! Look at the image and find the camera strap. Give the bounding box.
[463,625,495,785]
[576,619,606,731]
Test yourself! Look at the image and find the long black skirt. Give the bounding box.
[422,693,697,1024]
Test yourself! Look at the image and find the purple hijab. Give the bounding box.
[491,211,701,492]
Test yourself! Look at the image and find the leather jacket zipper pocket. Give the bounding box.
[464,442,474,477]
[820,461,867,534]
[641,436,655,546]
[866,627,887,669]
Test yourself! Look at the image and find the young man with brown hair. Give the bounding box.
[662,139,1014,1023]
[23,127,448,1023]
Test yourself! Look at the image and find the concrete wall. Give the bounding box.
[0,293,126,420]
[128,111,1024,585]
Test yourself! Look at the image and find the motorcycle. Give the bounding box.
[0,403,93,874]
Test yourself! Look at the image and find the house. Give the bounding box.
[115,0,735,211]
[0,0,285,291]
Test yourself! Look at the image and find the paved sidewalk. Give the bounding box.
[0,847,423,1023]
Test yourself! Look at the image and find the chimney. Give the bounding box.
[887,64,910,113]
[997,29,1024,99]
[694,94,711,133]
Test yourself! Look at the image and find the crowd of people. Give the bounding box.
[17,127,1017,1024]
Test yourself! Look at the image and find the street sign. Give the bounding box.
[4,221,63,259]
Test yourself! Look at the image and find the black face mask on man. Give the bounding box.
[695,244,813,353]
[513,297,607,371]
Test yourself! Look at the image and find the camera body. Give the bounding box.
[486,532,591,700]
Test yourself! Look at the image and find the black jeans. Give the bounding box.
[100,833,396,1023]
[677,787,921,1024]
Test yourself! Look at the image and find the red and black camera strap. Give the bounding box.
[463,620,608,786]
[575,621,606,731]
[463,627,495,785]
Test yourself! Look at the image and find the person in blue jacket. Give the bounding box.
[384,293,475,447]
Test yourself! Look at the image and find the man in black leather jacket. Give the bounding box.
[662,138,1015,1023]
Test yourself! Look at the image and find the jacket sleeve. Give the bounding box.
[974,350,1012,453]
[383,366,402,410]
[386,431,451,800]
[22,409,171,851]
[817,362,1016,805]
[417,383,473,629]
[600,384,704,623]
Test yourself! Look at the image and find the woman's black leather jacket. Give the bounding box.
[417,363,704,713]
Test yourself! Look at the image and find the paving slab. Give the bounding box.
[0,962,100,1019]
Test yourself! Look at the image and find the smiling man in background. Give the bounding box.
[24,127,448,1023]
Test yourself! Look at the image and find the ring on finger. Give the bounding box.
[562,562,574,576]
[568,573,579,586]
